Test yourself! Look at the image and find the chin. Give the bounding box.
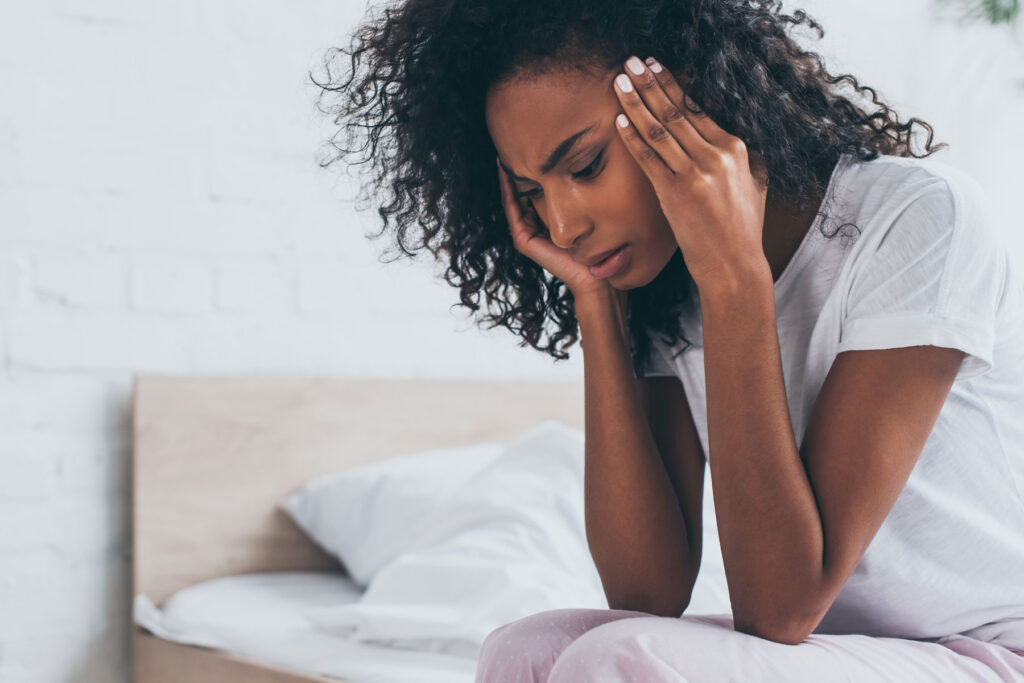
[615,262,658,289]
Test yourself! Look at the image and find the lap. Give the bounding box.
[475,608,1024,683]
[475,607,652,683]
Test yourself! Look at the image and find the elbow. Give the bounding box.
[734,619,809,646]
[606,584,694,618]
[647,592,693,618]
[602,557,700,618]
[730,582,829,646]
[608,595,690,618]
[732,611,817,646]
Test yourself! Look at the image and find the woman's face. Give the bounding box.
[485,66,680,289]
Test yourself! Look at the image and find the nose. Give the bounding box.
[541,190,593,251]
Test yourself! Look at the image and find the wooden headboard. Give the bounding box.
[131,375,585,605]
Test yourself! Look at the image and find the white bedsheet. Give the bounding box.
[133,571,480,683]
[133,424,733,681]
[288,422,731,654]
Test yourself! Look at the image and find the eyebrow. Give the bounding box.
[500,124,597,182]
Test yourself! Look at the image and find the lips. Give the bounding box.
[580,245,626,267]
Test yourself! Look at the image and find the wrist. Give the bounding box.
[573,285,617,314]
[574,286,631,347]
[692,255,773,301]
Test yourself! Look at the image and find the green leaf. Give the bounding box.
[936,0,1020,25]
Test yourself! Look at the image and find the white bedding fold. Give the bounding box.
[133,571,479,683]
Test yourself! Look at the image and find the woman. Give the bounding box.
[316,0,1024,680]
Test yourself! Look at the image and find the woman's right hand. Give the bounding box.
[496,157,611,300]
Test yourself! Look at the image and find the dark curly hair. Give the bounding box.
[312,0,947,376]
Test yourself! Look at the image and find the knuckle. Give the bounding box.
[638,72,658,90]
[728,137,748,155]
[661,105,684,123]
[688,173,712,195]
[707,150,728,171]
[646,124,668,141]
[638,146,660,163]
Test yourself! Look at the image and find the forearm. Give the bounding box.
[697,263,824,636]
[575,289,698,616]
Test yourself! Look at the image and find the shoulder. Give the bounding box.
[832,155,1012,380]
[837,153,1005,261]
[836,154,1012,332]
[841,153,991,222]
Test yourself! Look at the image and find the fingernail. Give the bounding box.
[626,56,645,75]
[615,74,633,93]
[645,57,663,74]
[616,114,630,128]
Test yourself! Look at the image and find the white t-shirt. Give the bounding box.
[638,152,1024,650]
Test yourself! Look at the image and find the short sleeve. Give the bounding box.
[836,172,1005,381]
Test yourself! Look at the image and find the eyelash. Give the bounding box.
[515,150,605,200]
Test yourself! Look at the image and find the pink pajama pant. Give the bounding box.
[474,608,1024,682]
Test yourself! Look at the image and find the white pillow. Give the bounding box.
[302,419,731,659]
[303,420,607,658]
[280,438,504,587]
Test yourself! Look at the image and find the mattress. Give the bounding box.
[133,571,480,683]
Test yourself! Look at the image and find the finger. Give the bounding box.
[496,158,565,264]
[612,107,679,185]
[621,56,714,169]
[496,158,537,245]
[644,56,736,151]
[495,159,583,280]
[614,70,692,177]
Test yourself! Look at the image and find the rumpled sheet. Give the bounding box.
[133,571,480,683]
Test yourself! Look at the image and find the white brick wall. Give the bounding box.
[0,1,1021,681]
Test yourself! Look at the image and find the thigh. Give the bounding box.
[546,613,1024,683]
[474,607,653,683]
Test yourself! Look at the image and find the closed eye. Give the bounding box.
[515,150,605,200]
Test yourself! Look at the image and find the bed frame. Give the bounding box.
[131,374,585,682]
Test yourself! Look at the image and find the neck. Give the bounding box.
[761,189,824,283]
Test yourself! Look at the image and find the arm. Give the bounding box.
[636,374,707,598]
[575,287,702,617]
[607,54,971,643]
[699,263,965,644]
[493,153,703,617]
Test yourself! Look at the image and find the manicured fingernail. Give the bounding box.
[616,114,629,128]
[626,56,645,75]
[645,57,663,73]
[615,74,633,92]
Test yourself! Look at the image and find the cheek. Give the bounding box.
[605,156,676,251]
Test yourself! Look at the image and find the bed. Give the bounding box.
[131,374,590,682]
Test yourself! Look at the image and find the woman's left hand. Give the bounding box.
[613,56,769,286]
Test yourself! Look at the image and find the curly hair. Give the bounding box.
[312,0,947,376]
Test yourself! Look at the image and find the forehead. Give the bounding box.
[484,68,617,171]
